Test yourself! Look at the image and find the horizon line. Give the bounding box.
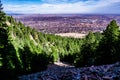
[7,13,120,15]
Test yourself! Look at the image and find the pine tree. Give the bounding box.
[0,0,3,11]
[96,20,120,65]
[0,0,6,22]
[103,20,119,42]
[85,31,96,44]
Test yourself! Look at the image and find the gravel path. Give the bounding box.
[19,62,120,80]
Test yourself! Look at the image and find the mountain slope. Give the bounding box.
[0,13,83,79]
[1,12,120,80]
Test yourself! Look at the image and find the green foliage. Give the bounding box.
[104,20,119,42]
[0,12,83,79]
[95,20,120,65]
[0,3,120,79]
[74,20,120,67]
[0,13,53,79]
[0,0,3,11]
[74,32,101,67]
[0,1,6,24]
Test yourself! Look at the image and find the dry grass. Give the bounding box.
[55,33,87,38]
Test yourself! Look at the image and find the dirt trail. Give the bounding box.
[47,62,75,70]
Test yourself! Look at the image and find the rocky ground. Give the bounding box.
[19,62,120,80]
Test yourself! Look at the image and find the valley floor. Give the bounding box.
[55,33,87,38]
[19,62,120,80]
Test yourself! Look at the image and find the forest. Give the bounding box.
[1,2,120,80]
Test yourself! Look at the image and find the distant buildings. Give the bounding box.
[13,14,120,34]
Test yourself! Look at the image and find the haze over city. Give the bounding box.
[2,0,120,14]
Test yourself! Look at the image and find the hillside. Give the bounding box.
[1,12,120,80]
[0,12,84,79]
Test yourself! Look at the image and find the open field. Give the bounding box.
[55,33,87,38]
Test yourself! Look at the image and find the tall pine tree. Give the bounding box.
[96,20,120,65]
[0,0,6,25]
[0,0,3,11]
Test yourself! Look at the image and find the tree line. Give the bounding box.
[1,1,120,79]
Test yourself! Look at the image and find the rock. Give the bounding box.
[102,76,113,80]
[19,62,120,80]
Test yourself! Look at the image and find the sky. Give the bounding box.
[2,0,120,14]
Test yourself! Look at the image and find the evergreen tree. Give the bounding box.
[85,31,96,44]
[96,20,120,65]
[75,32,96,67]
[0,0,3,11]
[0,0,5,22]
[103,20,119,42]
